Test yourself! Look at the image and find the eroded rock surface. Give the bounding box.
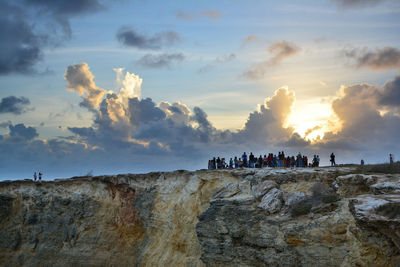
[0,167,399,266]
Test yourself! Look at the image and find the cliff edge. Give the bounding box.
[0,167,399,266]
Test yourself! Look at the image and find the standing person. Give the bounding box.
[361,159,365,166]
[216,157,221,169]
[263,155,268,168]
[242,152,248,167]
[316,155,320,167]
[33,172,37,182]
[234,156,239,168]
[229,158,233,169]
[249,152,255,168]
[212,157,216,169]
[330,153,336,166]
[390,154,394,164]
[38,172,42,181]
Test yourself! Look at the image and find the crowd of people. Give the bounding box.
[208,151,330,169]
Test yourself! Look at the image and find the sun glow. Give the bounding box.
[286,99,340,141]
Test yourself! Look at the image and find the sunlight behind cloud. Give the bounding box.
[286,99,340,141]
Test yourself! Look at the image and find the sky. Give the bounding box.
[0,0,400,179]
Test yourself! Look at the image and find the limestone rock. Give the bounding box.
[258,188,283,213]
[336,174,377,197]
[0,166,399,267]
[285,191,306,206]
[252,180,277,199]
[213,183,241,199]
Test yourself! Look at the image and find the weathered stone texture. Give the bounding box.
[0,167,399,266]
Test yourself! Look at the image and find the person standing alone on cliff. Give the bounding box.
[330,153,336,166]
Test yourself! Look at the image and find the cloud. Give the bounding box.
[8,123,38,140]
[198,53,236,73]
[243,41,301,80]
[268,41,301,66]
[1,63,302,177]
[332,0,385,8]
[137,53,185,69]
[241,35,259,48]
[202,10,223,19]
[319,76,400,157]
[344,47,400,70]
[116,27,181,50]
[0,121,11,128]
[0,96,31,115]
[0,0,104,75]
[176,9,223,21]
[215,54,236,63]
[236,88,296,144]
[379,74,400,106]
[4,62,400,178]
[64,63,106,109]
[114,68,142,100]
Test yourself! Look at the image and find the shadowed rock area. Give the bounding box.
[0,167,399,266]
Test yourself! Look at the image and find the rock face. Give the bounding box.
[0,167,399,266]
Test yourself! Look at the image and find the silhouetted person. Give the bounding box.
[33,172,37,182]
[216,157,221,169]
[38,172,42,181]
[390,154,394,165]
[330,153,336,166]
[242,152,248,167]
[249,152,255,168]
[361,159,365,166]
[234,156,239,168]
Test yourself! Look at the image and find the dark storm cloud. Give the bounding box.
[23,0,104,36]
[128,98,166,125]
[9,123,38,140]
[24,0,103,15]
[344,47,400,70]
[332,0,385,8]
[0,0,105,75]
[0,6,44,75]
[137,53,185,68]
[116,27,181,50]
[243,41,301,80]
[0,96,31,115]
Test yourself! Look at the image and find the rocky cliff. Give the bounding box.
[0,167,399,266]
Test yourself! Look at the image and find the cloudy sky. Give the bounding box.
[1,0,400,179]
